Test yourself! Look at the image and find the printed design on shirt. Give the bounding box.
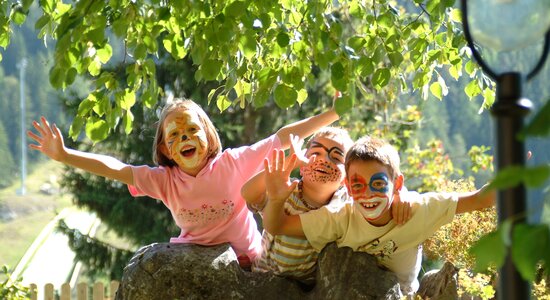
[357,238,398,260]
[175,199,235,226]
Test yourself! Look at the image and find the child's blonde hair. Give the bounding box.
[306,127,354,152]
[344,136,401,180]
[153,98,222,166]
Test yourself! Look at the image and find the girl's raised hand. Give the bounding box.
[289,134,309,168]
[264,149,298,203]
[27,116,67,162]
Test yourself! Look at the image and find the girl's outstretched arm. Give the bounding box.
[275,108,339,149]
[28,116,134,185]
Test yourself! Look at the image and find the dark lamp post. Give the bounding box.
[460,0,550,299]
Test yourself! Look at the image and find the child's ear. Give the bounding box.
[394,174,404,192]
[344,177,352,195]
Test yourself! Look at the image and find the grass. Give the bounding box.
[0,160,73,273]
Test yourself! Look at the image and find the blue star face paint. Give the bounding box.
[369,172,389,193]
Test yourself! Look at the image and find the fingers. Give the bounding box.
[276,149,284,171]
[264,158,271,174]
[284,154,297,175]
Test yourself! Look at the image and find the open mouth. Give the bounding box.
[360,201,380,210]
[180,146,196,157]
[314,167,329,174]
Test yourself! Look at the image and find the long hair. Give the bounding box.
[152,98,222,166]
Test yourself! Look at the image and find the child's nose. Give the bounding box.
[181,135,188,141]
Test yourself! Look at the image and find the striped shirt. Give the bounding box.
[252,184,349,284]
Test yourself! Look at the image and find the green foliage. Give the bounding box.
[470,221,550,283]
[487,165,550,190]
[0,265,30,300]
[0,0,488,141]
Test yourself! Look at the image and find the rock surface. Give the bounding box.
[115,242,404,300]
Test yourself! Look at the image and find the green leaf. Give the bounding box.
[274,84,297,109]
[521,100,550,138]
[88,59,101,76]
[239,32,257,59]
[488,165,550,190]
[464,79,481,98]
[388,52,403,67]
[276,32,290,47]
[372,68,391,89]
[65,68,77,85]
[331,62,344,80]
[123,110,134,135]
[470,222,509,272]
[0,33,9,48]
[348,36,366,52]
[85,118,109,142]
[357,56,374,77]
[216,94,231,112]
[49,66,65,89]
[225,1,247,18]
[430,82,443,100]
[11,5,27,25]
[119,89,136,110]
[296,89,308,105]
[35,15,50,30]
[201,59,222,81]
[335,95,353,115]
[69,116,85,140]
[97,44,113,64]
[512,224,550,281]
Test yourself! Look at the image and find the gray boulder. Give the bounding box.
[115,242,402,300]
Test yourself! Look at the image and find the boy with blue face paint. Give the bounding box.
[262,136,495,295]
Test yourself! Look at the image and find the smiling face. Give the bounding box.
[162,109,209,176]
[301,136,346,183]
[346,160,402,226]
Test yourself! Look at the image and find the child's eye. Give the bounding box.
[330,154,344,164]
[351,183,365,191]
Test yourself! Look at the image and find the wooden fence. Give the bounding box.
[29,281,119,300]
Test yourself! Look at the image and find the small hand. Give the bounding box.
[289,134,308,168]
[391,189,413,225]
[27,116,67,162]
[264,149,298,203]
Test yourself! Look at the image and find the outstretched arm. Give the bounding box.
[28,116,134,185]
[455,184,496,214]
[262,149,305,237]
[275,108,339,149]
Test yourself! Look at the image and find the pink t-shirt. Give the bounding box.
[128,135,281,260]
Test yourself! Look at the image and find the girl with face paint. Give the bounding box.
[28,98,341,268]
[241,127,354,284]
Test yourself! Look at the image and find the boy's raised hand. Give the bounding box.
[27,116,67,162]
[264,149,299,203]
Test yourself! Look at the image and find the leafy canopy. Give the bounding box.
[1,0,492,141]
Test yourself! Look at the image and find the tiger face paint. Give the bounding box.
[163,109,209,174]
[301,137,345,184]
